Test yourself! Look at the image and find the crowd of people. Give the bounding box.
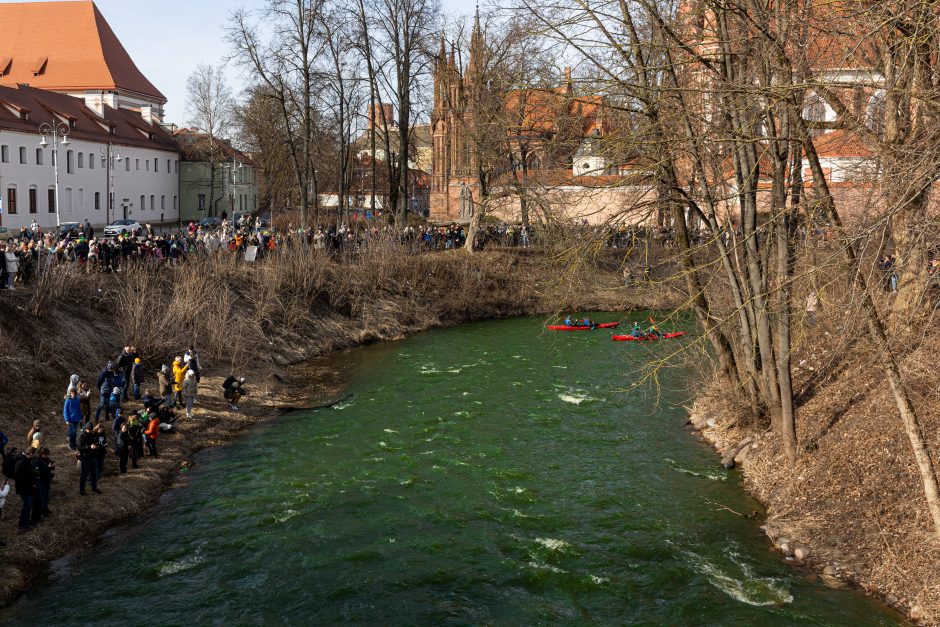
[0,342,250,536]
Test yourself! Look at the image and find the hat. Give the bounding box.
[83,422,93,430]
[134,358,142,364]
[185,370,195,378]
[112,387,121,395]
[161,365,169,373]
[106,362,114,370]
[239,377,246,384]
[174,356,182,363]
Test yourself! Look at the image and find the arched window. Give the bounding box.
[95,191,101,210]
[66,150,74,173]
[140,195,145,212]
[5,185,17,214]
[150,195,155,212]
[161,195,165,210]
[28,186,37,214]
[803,92,835,134]
[77,153,84,169]
[64,187,73,213]
[89,153,95,169]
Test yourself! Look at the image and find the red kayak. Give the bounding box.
[612,331,687,342]
[546,322,621,331]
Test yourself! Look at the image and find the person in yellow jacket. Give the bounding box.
[172,357,188,408]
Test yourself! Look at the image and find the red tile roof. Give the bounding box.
[0,84,177,152]
[0,1,165,102]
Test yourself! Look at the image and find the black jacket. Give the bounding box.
[77,430,96,460]
[14,454,35,495]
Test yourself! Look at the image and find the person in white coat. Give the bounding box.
[2,244,18,290]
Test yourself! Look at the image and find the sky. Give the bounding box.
[89,0,475,127]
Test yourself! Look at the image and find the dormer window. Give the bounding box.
[32,57,48,76]
[0,58,11,77]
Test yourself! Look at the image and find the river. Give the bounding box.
[3,316,900,625]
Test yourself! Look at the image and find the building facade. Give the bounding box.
[0,0,180,229]
[0,85,178,229]
[175,129,258,222]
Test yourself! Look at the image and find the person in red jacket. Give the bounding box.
[143,413,160,457]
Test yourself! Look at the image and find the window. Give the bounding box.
[167,159,171,173]
[28,188,37,214]
[78,188,84,209]
[6,187,16,214]
[146,160,150,172]
[154,158,159,172]
[140,195,145,212]
[198,194,206,210]
[160,195,165,210]
[66,150,74,174]
[173,196,178,211]
[89,153,95,169]
[78,153,84,169]
[125,157,130,172]
[18,147,26,164]
[48,188,56,213]
[150,195,155,212]
[135,159,140,171]
[64,188,72,213]
[35,148,43,166]
[1,145,8,163]
[95,191,101,210]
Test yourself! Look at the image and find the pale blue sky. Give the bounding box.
[88,0,475,126]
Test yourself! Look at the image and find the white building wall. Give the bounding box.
[0,128,178,230]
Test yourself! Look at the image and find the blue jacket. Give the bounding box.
[63,396,82,424]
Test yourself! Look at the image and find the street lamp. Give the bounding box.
[39,120,70,228]
[100,144,122,224]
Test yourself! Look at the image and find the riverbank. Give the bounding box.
[689,321,940,624]
[0,246,679,605]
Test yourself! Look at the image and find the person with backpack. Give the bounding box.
[95,363,117,422]
[63,388,82,450]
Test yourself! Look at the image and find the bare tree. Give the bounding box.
[185,64,234,217]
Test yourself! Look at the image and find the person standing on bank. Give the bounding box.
[77,423,101,496]
[158,365,173,410]
[130,358,143,400]
[14,448,36,531]
[63,388,82,450]
[182,370,198,420]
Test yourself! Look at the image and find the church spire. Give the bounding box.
[467,3,483,79]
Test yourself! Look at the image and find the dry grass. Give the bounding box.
[0,243,672,606]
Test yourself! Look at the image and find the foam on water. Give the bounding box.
[679,546,793,607]
[534,537,573,552]
[156,548,206,578]
[665,458,728,482]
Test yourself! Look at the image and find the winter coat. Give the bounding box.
[144,418,160,440]
[13,454,35,495]
[157,371,172,396]
[76,429,96,460]
[131,363,143,384]
[181,377,198,401]
[97,369,115,397]
[4,251,18,274]
[172,362,188,392]
[63,397,82,424]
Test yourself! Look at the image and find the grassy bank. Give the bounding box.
[689,277,940,624]
[0,243,676,605]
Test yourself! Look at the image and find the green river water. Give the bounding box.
[4,317,901,626]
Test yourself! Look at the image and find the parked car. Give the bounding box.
[55,222,82,240]
[104,219,142,237]
[198,216,223,229]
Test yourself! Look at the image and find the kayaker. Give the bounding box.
[646,323,662,338]
[564,316,573,326]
